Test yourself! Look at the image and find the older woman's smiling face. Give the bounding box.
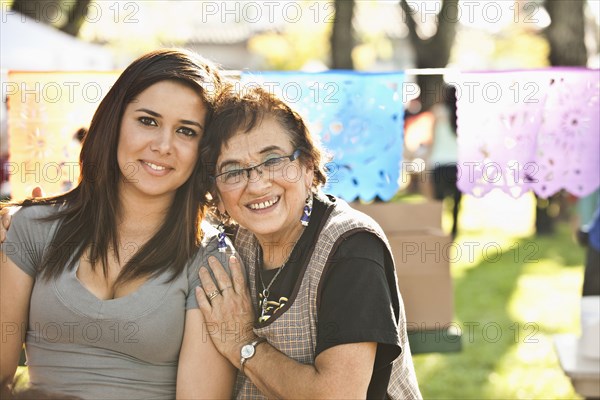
[215,117,314,244]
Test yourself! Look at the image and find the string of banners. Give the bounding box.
[5,68,598,201]
[242,68,599,200]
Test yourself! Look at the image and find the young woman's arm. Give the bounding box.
[176,308,236,399]
[0,254,34,382]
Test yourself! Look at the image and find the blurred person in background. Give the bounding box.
[580,202,600,296]
[428,85,461,239]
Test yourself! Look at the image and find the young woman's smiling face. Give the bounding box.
[215,117,314,244]
[117,80,206,203]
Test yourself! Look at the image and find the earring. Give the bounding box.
[300,192,313,226]
[217,223,227,253]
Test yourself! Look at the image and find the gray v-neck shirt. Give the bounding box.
[1,204,228,400]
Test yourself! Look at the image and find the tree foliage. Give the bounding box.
[11,0,91,37]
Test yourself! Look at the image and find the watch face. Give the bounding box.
[241,344,255,359]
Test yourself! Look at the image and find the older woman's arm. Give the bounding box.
[197,256,377,399]
[0,255,33,383]
[245,340,376,399]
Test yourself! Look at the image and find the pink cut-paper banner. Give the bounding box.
[456,68,599,199]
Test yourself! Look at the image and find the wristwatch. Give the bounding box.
[240,337,267,375]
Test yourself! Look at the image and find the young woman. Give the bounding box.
[196,86,422,399]
[0,49,235,399]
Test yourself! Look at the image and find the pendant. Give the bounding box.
[261,289,270,317]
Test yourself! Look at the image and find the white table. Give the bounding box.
[554,334,600,399]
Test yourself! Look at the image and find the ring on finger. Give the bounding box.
[207,289,220,301]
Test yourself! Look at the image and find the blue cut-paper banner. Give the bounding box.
[240,71,405,202]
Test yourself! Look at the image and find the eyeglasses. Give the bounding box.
[212,149,301,188]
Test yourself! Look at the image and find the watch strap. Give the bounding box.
[240,337,267,375]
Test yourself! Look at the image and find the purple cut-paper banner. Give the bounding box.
[457,68,599,199]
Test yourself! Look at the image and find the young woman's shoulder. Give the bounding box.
[13,204,62,219]
[186,221,236,279]
[1,203,64,277]
[11,203,62,223]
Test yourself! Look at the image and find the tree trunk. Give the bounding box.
[544,0,588,66]
[11,0,90,37]
[331,0,355,69]
[60,0,91,37]
[400,0,459,111]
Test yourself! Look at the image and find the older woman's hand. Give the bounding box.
[195,255,257,366]
[0,207,11,243]
[0,187,44,243]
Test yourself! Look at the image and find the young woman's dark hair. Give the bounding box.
[6,49,223,286]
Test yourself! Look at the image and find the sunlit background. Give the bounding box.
[2,0,600,398]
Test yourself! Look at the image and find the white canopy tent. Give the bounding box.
[1,11,114,71]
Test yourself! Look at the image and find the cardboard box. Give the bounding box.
[391,231,454,330]
[388,230,453,275]
[351,202,455,331]
[398,272,454,331]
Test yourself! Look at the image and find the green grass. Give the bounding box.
[414,219,585,399]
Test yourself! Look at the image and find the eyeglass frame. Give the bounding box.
[211,149,302,187]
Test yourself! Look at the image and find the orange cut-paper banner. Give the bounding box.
[6,72,119,200]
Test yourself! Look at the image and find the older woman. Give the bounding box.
[196,86,422,399]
